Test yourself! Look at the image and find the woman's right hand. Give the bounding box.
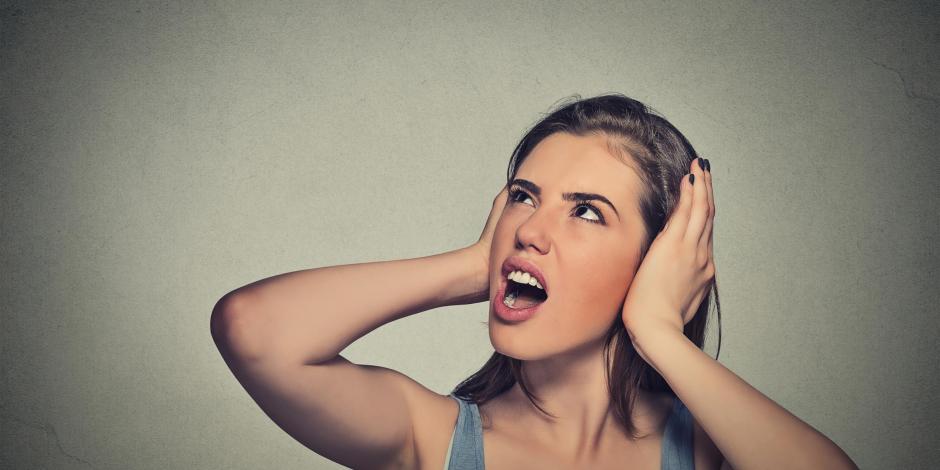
[464,184,510,302]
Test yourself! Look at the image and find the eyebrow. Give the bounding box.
[509,178,621,221]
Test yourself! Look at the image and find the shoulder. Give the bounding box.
[690,413,731,470]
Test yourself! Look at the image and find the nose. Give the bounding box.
[514,207,552,255]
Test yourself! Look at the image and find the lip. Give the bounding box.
[494,279,547,322]
[500,255,550,297]
[493,255,551,323]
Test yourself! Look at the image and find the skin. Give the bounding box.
[470,131,858,469]
[482,131,673,461]
[214,126,857,469]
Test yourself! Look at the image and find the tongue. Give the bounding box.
[513,294,543,309]
[511,285,546,309]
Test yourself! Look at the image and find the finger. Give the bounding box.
[700,158,714,257]
[701,200,713,273]
[496,184,509,206]
[705,159,715,219]
[663,171,693,239]
[685,157,708,246]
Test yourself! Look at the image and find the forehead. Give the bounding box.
[515,132,643,215]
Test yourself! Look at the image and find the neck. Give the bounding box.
[494,334,671,461]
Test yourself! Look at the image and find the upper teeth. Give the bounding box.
[507,270,544,290]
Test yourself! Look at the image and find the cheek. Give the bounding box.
[545,276,626,346]
[567,258,637,319]
[576,275,631,314]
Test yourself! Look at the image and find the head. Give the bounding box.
[453,93,722,438]
[488,130,646,360]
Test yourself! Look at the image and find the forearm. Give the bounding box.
[632,326,858,470]
[213,246,487,365]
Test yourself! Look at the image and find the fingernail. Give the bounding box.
[705,159,711,172]
[689,173,695,185]
[697,157,704,170]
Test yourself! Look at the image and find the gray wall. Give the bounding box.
[2,1,937,469]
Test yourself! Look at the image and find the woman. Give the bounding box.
[211,94,858,469]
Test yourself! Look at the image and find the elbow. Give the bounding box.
[211,291,266,363]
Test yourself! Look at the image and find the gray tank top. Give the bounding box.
[443,392,694,470]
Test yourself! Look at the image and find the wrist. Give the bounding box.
[436,246,490,307]
[629,324,689,368]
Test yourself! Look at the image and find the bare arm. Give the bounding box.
[210,185,508,470]
[215,246,488,365]
[211,246,488,469]
[633,327,859,470]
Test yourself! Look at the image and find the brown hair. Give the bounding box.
[451,93,723,439]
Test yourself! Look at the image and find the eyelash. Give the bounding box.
[507,188,606,225]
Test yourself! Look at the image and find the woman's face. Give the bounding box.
[488,132,648,360]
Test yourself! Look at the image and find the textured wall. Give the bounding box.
[2,1,937,469]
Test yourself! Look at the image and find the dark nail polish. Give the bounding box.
[705,159,711,172]
[697,157,704,170]
[689,173,695,185]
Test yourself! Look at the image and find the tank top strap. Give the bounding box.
[660,395,695,470]
[446,393,485,470]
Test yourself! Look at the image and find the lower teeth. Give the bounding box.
[503,291,517,308]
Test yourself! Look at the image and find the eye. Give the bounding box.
[573,204,604,224]
[508,188,534,206]
[508,187,606,225]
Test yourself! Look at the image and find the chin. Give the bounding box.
[490,340,541,361]
[488,306,617,364]
[487,308,550,361]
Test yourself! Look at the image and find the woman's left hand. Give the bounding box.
[621,157,716,354]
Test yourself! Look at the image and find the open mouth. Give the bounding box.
[502,277,549,309]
